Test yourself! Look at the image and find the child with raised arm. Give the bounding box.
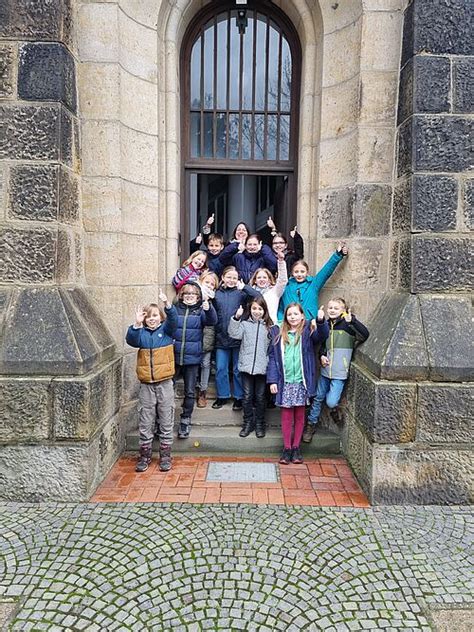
[267,302,329,464]
[303,297,369,442]
[250,250,288,324]
[212,266,260,410]
[126,290,177,473]
[262,216,305,276]
[174,282,217,439]
[172,250,208,291]
[277,241,348,321]
[196,271,220,408]
[228,296,273,438]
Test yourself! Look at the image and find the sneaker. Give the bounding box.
[330,407,344,426]
[212,398,228,410]
[302,423,317,444]
[197,390,207,408]
[232,398,243,411]
[279,448,292,465]
[159,444,172,472]
[177,418,191,439]
[136,446,152,472]
[291,447,303,464]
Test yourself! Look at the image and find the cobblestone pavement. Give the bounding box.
[92,456,370,507]
[1,504,472,631]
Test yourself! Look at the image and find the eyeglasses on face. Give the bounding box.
[182,292,199,297]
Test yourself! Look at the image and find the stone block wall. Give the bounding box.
[0,0,125,501]
[343,0,474,505]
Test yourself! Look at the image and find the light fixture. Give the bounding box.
[236,8,248,34]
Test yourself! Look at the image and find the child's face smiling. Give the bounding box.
[235,224,248,242]
[286,306,304,329]
[208,239,223,256]
[181,287,200,306]
[145,308,161,330]
[272,236,286,254]
[202,277,217,293]
[292,264,308,282]
[193,253,207,269]
[327,300,344,320]
[250,303,265,320]
[223,271,239,288]
[255,270,270,289]
[245,237,260,254]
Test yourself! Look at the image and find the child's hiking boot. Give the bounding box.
[279,448,292,465]
[239,418,255,438]
[330,407,344,426]
[212,398,228,409]
[302,422,317,443]
[136,446,152,472]
[177,418,191,439]
[197,390,207,408]
[159,444,172,472]
[232,398,243,411]
[255,419,266,438]
[291,447,303,464]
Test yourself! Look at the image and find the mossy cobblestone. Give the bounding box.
[0,504,472,630]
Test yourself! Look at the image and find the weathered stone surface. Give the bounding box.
[0,0,72,45]
[396,117,413,178]
[59,106,79,169]
[53,358,121,440]
[371,445,473,504]
[0,44,15,98]
[358,294,429,380]
[398,56,450,124]
[56,229,72,283]
[8,164,58,221]
[352,184,391,236]
[348,240,387,289]
[412,236,474,293]
[58,167,79,223]
[0,227,56,283]
[453,58,474,114]
[417,383,473,444]
[401,0,474,66]
[0,445,89,502]
[398,237,411,291]
[0,378,50,442]
[18,43,76,113]
[353,367,417,443]
[419,295,474,382]
[463,178,474,230]
[317,187,353,238]
[0,105,59,161]
[414,116,474,172]
[341,412,371,493]
[0,288,116,375]
[392,177,411,233]
[412,174,457,232]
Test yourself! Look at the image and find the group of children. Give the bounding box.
[126,216,369,472]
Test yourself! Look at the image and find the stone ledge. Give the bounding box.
[0,287,115,376]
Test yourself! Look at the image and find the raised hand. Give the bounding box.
[336,240,348,256]
[344,308,353,322]
[195,233,203,245]
[234,305,244,319]
[290,225,297,239]
[206,213,215,226]
[267,216,276,230]
[238,241,246,253]
[158,288,170,306]
[237,279,245,291]
[320,355,330,368]
[202,299,210,311]
[276,249,285,261]
[256,240,263,252]
[134,305,146,327]
[317,306,325,321]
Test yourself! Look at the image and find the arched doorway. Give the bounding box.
[180,0,301,254]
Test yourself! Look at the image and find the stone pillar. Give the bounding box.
[0,0,123,501]
[343,0,473,504]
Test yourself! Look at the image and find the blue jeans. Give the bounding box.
[308,376,345,425]
[215,348,243,399]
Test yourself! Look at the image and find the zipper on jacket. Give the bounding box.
[150,348,155,381]
[180,307,189,365]
[329,321,334,379]
[251,321,260,375]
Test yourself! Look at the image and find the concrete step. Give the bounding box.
[172,404,281,427]
[126,426,340,456]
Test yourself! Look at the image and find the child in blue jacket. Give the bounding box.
[126,290,177,473]
[174,282,217,439]
[277,241,348,321]
[267,302,329,465]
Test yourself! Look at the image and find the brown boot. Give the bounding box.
[197,390,207,408]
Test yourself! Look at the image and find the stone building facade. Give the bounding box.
[0,0,472,502]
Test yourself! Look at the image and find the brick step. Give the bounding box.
[126,426,340,456]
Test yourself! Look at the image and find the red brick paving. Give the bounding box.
[92,455,370,507]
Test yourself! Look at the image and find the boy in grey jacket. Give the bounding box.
[228,295,273,438]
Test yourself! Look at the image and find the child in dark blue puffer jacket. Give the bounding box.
[174,282,217,439]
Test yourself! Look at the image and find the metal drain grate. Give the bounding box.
[206,462,279,483]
